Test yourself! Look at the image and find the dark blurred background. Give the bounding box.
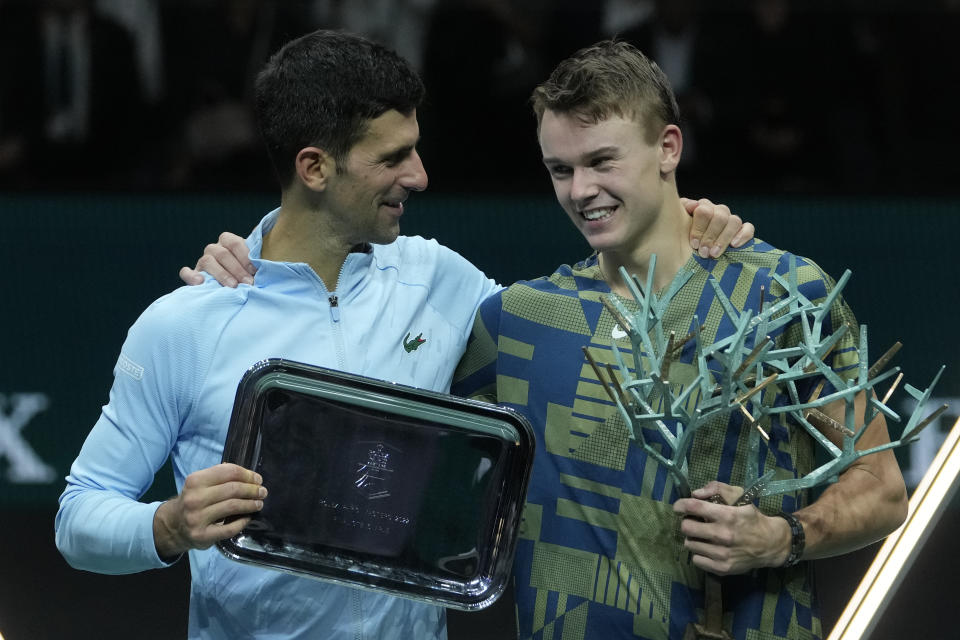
[0,0,958,196]
[1,1,958,638]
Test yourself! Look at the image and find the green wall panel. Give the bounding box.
[1,193,957,508]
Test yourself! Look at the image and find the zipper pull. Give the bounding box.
[328,294,340,322]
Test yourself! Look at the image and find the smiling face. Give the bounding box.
[323,109,428,246]
[539,110,678,256]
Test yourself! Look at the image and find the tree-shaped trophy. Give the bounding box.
[583,256,947,640]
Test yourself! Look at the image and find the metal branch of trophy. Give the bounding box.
[583,255,948,640]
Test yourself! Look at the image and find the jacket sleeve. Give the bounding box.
[426,238,502,336]
[54,298,201,574]
[450,290,504,403]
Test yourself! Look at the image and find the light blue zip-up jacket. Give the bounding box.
[55,209,501,639]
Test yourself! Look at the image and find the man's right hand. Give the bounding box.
[153,463,266,560]
[179,232,255,288]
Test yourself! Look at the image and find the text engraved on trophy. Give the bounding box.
[317,500,411,535]
[354,443,393,499]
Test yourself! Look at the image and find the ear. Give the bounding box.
[658,124,683,176]
[295,146,337,191]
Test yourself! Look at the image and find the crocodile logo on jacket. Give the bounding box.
[402,332,426,353]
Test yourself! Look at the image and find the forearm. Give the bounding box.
[794,389,908,559]
[677,460,907,575]
[678,387,908,572]
[55,482,173,574]
[54,398,181,573]
[794,449,907,560]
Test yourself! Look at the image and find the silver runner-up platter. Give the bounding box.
[217,359,536,611]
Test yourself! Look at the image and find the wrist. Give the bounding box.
[775,511,806,568]
[153,499,186,561]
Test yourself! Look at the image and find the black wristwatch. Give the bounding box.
[776,511,805,568]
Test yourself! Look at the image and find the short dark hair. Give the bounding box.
[254,30,425,187]
[531,40,679,143]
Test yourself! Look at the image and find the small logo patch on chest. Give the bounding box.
[402,332,426,353]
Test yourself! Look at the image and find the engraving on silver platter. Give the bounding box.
[317,499,412,534]
[354,443,394,500]
[311,443,413,537]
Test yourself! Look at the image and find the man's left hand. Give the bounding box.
[682,197,755,258]
[673,481,790,575]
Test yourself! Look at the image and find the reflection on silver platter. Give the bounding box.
[217,359,535,611]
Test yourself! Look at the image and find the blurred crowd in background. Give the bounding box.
[0,0,955,195]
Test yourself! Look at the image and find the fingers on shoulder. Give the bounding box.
[711,213,745,256]
[689,199,733,256]
[218,231,246,248]
[732,221,755,247]
[178,266,204,285]
[197,244,252,287]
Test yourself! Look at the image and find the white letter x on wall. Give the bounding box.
[0,393,56,484]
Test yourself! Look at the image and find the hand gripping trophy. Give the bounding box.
[583,256,947,640]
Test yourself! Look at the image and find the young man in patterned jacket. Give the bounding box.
[451,40,907,640]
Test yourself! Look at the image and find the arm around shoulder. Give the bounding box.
[422,238,501,325]
[451,291,505,402]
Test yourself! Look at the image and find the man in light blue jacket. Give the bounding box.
[55,29,499,640]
